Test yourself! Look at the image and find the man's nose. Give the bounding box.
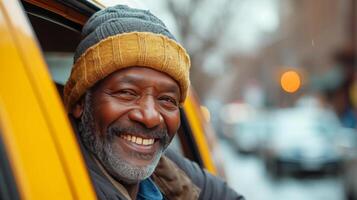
[128,95,162,128]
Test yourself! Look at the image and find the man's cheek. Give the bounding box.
[166,115,181,136]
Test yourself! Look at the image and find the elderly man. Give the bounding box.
[64,5,243,200]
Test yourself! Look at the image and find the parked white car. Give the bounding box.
[262,107,348,177]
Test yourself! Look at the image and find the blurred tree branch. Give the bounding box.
[165,0,237,96]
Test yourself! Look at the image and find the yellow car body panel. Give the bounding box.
[183,92,218,175]
[0,0,96,199]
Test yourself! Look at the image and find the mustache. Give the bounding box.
[106,123,170,147]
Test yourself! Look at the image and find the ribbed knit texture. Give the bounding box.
[74,5,176,63]
[64,5,191,111]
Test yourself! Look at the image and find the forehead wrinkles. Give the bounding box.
[121,74,177,90]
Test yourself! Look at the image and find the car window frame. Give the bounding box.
[21,0,218,174]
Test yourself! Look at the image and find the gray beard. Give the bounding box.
[79,92,165,184]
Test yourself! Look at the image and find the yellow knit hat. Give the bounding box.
[63,6,191,111]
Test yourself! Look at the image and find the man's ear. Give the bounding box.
[71,98,84,119]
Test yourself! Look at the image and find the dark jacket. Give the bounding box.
[163,149,244,200]
[71,117,244,200]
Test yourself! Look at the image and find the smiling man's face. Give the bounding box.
[74,67,181,184]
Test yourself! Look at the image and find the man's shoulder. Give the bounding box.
[159,148,245,200]
[152,150,201,200]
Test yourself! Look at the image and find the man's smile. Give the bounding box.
[107,121,170,157]
[120,134,155,146]
[115,134,162,163]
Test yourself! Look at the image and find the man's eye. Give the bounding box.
[159,96,178,107]
[113,89,137,99]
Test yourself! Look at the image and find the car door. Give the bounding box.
[0,0,96,199]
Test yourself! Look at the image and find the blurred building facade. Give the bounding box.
[216,0,357,128]
[113,0,357,128]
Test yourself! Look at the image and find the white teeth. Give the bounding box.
[121,135,155,146]
[131,136,136,143]
[136,137,143,145]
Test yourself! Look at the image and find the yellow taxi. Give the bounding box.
[0,0,223,199]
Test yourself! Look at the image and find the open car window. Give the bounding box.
[21,0,204,169]
[0,127,20,200]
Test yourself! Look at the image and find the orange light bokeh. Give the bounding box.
[280,70,301,93]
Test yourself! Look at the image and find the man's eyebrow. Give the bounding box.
[117,75,180,94]
[163,84,180,95]
[116,76,135,84]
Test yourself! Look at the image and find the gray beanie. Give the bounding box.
[74,5,176,62]
[64,5,190,110]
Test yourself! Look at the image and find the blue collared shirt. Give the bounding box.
[137,178,163,200]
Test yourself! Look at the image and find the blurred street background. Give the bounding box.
[99,0,357,199]
[220,138,344,200]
